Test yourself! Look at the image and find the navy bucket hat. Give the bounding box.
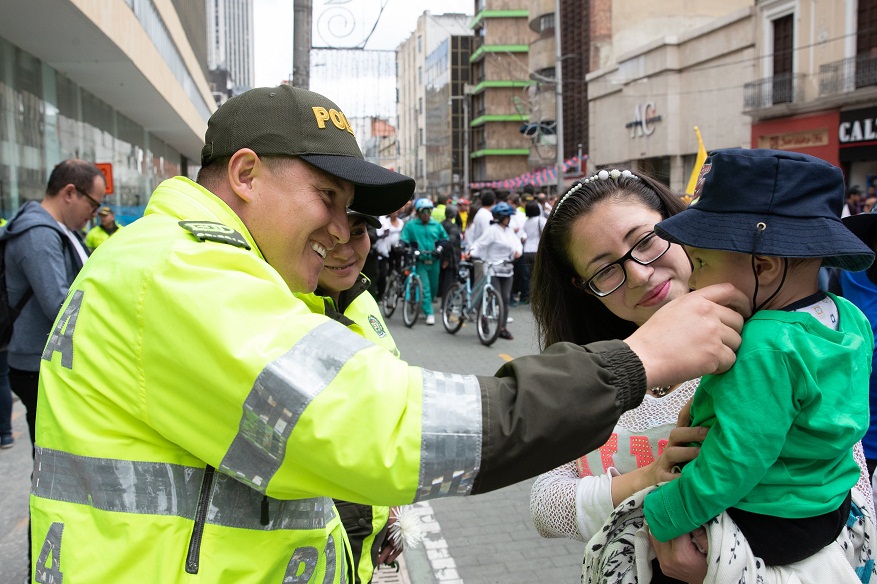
[655,148,874,271]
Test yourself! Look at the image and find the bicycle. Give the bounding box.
[382,246,440,327]
[380,244,407,319]
[440,259,508,346]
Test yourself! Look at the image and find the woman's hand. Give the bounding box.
[608,424,706,505]
[644,425,707,485]
[649,528,708,583]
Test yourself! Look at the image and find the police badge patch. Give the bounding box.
[368,315,386,337]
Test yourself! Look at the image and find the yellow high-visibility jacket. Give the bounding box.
[84,222,122,250]
[32,176,646,582]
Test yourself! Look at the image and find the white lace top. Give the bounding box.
[530,379,875,543]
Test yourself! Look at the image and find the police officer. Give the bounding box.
[32,85,745,582]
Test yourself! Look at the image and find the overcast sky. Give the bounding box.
[253,0,474,88]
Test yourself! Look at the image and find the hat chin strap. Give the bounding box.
[750,255,788,314]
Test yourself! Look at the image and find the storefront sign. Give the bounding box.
[625,102,662,138]
[757,129,829,150]
[839,107,877,145]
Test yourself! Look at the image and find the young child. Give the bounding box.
[643,148,876,566]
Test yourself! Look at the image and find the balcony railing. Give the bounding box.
[744,72,806,110]
[818,54,877,97]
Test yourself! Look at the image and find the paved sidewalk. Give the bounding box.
[0,399,30,584]
[385,303,585,584]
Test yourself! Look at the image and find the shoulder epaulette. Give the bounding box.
[178,221,250,250]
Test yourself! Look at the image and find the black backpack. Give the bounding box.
[0,235,32,348]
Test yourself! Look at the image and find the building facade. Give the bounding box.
[468,1,536,185]
[425,35,474,198]
[397,12,472,197]
[0,0,214,221]
[746,0,877,193]
[587,1,754,191]
[559,0,590,171]
[361,117,398,171]
[207,0,255,97]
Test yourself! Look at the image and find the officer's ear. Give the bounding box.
[227,149,260,203]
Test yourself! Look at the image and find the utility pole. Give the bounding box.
[554,0,564,196]
[292,0,311,88]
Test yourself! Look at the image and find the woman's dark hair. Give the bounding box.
[524,200,541,218]
[530,171,686,349]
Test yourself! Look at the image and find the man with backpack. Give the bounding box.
[1,159,105,451]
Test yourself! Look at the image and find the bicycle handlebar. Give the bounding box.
[466,258,514,268]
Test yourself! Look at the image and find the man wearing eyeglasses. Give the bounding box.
[0,158,106,454]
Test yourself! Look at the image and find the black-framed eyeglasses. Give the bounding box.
[75,187,102,211]
[582,231,671,297]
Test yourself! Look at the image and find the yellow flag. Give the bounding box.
[685,126,707,195]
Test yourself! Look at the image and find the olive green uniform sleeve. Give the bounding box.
[473,340,646,494]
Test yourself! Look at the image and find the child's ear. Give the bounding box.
[753,255,783,280]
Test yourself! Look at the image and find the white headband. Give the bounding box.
[555,169,637,212]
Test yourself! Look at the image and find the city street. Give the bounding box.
[0,302,584,583]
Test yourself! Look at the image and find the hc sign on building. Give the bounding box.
[626,102,663,138]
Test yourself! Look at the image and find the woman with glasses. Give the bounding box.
[527,169,875,582]
[528,169,697,583]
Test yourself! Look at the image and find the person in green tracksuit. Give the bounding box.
[400,198,448,325]
[30,85,745,583]
[303,210,402,583]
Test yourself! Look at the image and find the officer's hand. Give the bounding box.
[624,283,747,390]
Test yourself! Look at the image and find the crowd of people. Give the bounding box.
[1,83,876,584]
[368,186,552,339]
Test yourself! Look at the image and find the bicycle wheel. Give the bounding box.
[402,278,422,328]
[441,283,466,334]
[381,273,400,318]
[477,287,503,346]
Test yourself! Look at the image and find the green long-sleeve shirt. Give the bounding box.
[644,295,873,542]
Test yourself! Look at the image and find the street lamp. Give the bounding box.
[449,94,470,198]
